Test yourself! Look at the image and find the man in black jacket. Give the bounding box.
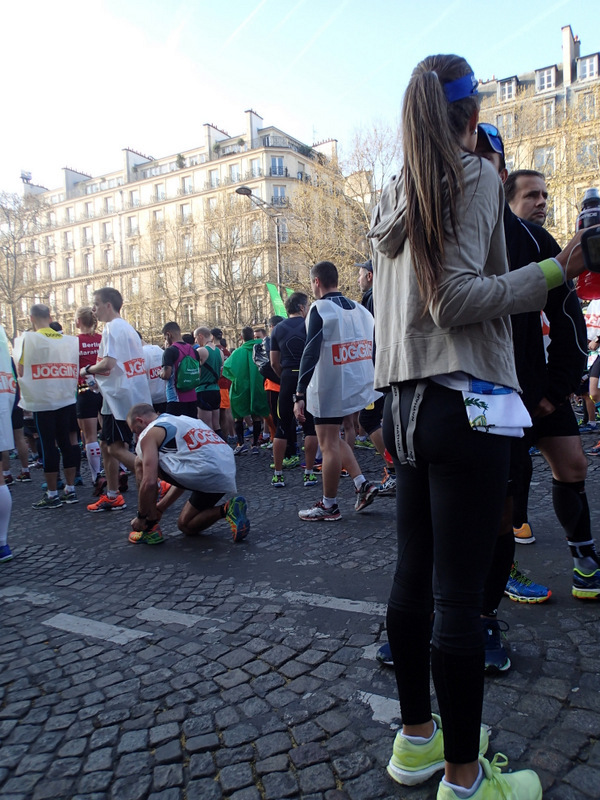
[477,127,598,652]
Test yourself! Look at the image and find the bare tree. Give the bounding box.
[0,192,47,340]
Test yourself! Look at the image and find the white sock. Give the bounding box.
[86,442,102,483]
[65,485,75,494]
[47,490,58,498]
[441,764,483,798]
[0,485,12,546]
[401,719,438,744]
[353,474,366,490]
[322,495,337,508]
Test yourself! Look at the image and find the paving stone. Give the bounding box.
[152,764,184,791]
[184,733,219,753]
[186,778,223,800]
[110,775,153,800]
[218,762,254,793]
[47,757,83,778]
[221,723,259,747]
[298,763,337,794]
[117,729,149,754]
[83,747,113,772]
[154,740,183,764]
[255,731,293,759]
[188,752,216,779]
[90,725,120,749]
[262,770,300,799]
[149,722,180,747]
[116,752,153,778]
[32,778,77,799]
[214,744,254,768]
[77,771,113,792]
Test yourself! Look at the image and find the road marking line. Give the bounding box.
[0,586,55,605]
[356,690,400,727]
[43,613,151,644]
[136,607,225,627]
[242,588,386,616]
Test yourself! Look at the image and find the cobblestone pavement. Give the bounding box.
[1,432,600,800]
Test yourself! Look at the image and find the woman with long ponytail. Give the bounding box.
[369,54,588,800]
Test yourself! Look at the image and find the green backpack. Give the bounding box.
[175,345,201,391]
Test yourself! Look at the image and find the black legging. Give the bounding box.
[34,405,79,474]
[382,382,509,764]
[276,368,315,447]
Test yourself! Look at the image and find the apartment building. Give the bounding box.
[15,110,335,340]
[479,25,600,241]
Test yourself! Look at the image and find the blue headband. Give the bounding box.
[443,73,478,103]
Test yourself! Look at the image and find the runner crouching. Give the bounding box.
[126,404,249,545]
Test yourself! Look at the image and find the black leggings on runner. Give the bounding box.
[382,382,509,764]
[34,405,79,474]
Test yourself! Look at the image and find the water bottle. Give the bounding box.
[85,374,99,392]
[575,189,600,301]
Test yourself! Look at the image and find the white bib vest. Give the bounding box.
[96,318,152,420]
[137,414,237,495]
[143,344,167,405]
[18,330,79,412]
[306,298,378,418]
[0,326,15,450]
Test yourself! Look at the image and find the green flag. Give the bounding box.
[266,283,287,318]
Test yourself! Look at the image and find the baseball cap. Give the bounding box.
[210,327,223,338]
[477,122,505,159]
[355,259,373,273]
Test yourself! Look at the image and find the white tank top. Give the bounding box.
[306,298,378,418]
[136,414,237,495]
[18,330,79,412]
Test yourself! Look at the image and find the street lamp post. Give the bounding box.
[235,185,282,301]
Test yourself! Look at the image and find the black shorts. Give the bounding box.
[358,395,385,435]
[531,401,579,443]
[189,491,224,512]
[11,405,23,431]
[314,416,344,426]
[197,390,221,412]
[99,414,133,446]
[166,400,198,418]
[590,356,600,381]
[76,388,103,420]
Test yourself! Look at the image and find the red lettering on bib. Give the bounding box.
[183,428,225,450]
[124,357,145,378]
[0,371,16,394]
[149,365,161,379]
[331,340,372,365]
[31,363,78,380]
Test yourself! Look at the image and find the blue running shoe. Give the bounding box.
[0,545,13,562]
[573,567,600,600]
[484,619,511,675]
[376,642,394,666]
[505,562,551,603]
[225,496,249,542]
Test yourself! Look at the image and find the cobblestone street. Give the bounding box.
[2,435,600,800]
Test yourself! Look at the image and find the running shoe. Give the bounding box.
[513,522,535,544]
[250,445,260,455]
[233,444,248,456]
[483,619,511,674]
[354,481,378,512]
[32,493,63,510]
[355,438,374,449]
[157,480,171,501]
[86,493,127,512]
[578,422,598,433]
[270,455,300,469]
[4,474,13,486]
[340,468,350,477]
[387,713,489,786]
[505,562,551,603]
[15,471,31,483]
[378,468,396,496]
[376,642,394,666]
[298,500,341,522]
[303,471,319,487]
[128,524,164,545]
[587,441,600,455]
[74,475,84,487]
[60,489,79,505]
[225,496,249,542]
[260,441,273,450]
[271,474,285,488]
[436,754,542,800]
[572,567,600,599]
[0,545,13,563]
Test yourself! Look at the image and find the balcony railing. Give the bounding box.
[271,197,288,207]
[269,166,288,177]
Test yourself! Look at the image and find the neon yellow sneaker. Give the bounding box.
[437,754,542,799]
[387,714,489,786]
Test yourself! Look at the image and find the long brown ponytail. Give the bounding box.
[403,54,480,307]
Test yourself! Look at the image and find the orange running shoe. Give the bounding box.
[157,480,171,501]
[87,493,127,513]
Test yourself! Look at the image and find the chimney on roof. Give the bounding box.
[562,25,577,86]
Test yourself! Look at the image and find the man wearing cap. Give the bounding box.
[476,126,597,639]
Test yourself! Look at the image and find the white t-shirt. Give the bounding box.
[96,317,151,420]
